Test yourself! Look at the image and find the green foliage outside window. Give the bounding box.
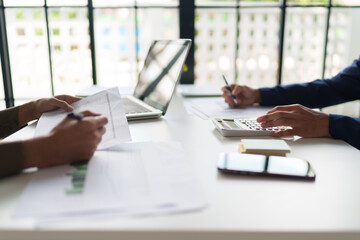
[68,11,77,19]
[51,11,60,20]
[35,28,43,36]
[15,10,24,20]
[34,10,42,20]
[53,28,60,36]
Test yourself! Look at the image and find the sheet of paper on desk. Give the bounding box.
[14,142,207,223]
[184,98,271,120]
[178,84,222,97]
[35,87,131,149]
[89,142,207,218]
[14,142,174,219]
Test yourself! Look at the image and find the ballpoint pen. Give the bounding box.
[67,112,84,121]
[222,74,237,102]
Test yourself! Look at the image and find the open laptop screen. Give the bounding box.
[133,39,191,113]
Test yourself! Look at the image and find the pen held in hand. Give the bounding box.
[222,74,237,103]
[67,112,84,121]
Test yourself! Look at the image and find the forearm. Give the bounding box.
[0,141,24,178]
[259,80,356,108]
[0,106,22,138]
[22,136,52,169]
[0,136,55,178]
[18,101,38,126]
[329,114,360,150]
[259,58,360,108]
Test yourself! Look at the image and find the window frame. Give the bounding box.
[1,0,360,107]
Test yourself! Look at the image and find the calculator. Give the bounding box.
[212,118,291,137]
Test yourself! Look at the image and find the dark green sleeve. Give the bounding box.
[0,141,24,178]
[0,106,22,139]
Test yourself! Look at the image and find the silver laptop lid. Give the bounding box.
[133,39,192,115]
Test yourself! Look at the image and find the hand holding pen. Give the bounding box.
[221,75,262,108]
[222,74,237,105]
[67,112,84,121]
[23,110,108,170]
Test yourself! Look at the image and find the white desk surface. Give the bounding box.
[1,94,360,240]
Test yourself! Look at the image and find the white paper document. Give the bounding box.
[184,98,272,120]
[178,84,222,97]
[14,142,207,223]
[35,87,131,149]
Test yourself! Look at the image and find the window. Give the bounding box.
[0,0,359,108]
[195,0,281,86]
[5,8,52,105]
[281,7,327,84]
[325,7,360,78]
[195,8,237,85]
[94,8,137,88]
[48,7,93,96]
[193,0,360,88]
[237,8,280,87]
[94,6,179,88]
[0,0,179,107]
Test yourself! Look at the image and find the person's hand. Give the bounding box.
[221,84,261,107]
[19,95,82,126]
[32,95,82,119]
[23,111,108,169]
[256,104,331,138]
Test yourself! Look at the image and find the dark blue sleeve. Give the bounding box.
[258,57,360,150]
[329,114,360,150]
[259,58,360,108]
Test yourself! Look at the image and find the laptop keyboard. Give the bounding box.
[122,98,152,114]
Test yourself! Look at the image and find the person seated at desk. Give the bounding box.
[222,57,360,150]
[0,95,108,178]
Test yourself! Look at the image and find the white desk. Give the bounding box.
[1,94,360,240]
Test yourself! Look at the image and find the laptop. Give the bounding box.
[122,39,192,120]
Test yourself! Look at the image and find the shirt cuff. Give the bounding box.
[329,114,360,150]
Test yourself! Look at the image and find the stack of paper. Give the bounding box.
[14,142,206,222]
[35,87,132,149]
[14,88,206,224]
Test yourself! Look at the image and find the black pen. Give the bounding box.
[222,74,237,102]
[67,112,84,121]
